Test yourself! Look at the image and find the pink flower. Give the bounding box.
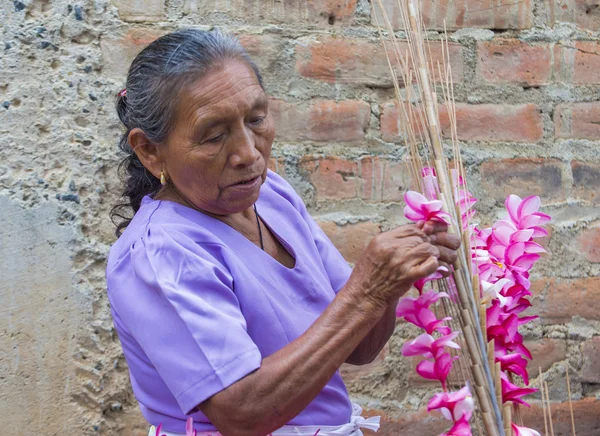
[413,266,449,294]
[428,386,474,421]
[480,278,513,306]
[402,332,461,359]
[186,417,197,436]
[416,351,456,389]
[505,195,551,238]
[501,373,537,406]
[396,291,452,335]
[497,353,530,385]
[440,414,472,436]
[512,424,541,436]
[422,167,439,200]
[404,191,450,223]
[487,303,535,360]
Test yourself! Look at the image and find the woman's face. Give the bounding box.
[161,59,274,216]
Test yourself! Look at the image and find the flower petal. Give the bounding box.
[518,196,541,219]
[405,191,428,211]
[512,424,541,436]
[505,195,522,223]
[401,334,435,357]
[404,205,426,222]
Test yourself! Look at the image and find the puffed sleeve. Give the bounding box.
[107,224,262,415]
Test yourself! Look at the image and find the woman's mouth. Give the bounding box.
[236,176,259,185]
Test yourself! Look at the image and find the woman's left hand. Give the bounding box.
[420,220,461,277]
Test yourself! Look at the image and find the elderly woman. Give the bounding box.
[107,29,460,436]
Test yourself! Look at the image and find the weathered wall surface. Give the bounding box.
[0,0,599,434]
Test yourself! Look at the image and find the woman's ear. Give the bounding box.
[128,128,164,179]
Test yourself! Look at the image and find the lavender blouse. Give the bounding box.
[106,171,354,433]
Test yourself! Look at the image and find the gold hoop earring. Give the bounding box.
[160,171,166,186]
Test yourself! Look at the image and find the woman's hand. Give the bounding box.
[420,220,462,277]
[345,224,441,310]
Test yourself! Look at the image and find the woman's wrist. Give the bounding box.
[336,278,390,322]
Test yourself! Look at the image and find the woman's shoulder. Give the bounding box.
[262,169,306,211]
[106,197,228,279]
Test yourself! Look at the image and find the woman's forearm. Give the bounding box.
[345,297,398,365]
[198,286,386,436]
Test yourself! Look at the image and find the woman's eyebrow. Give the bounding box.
[251,94,269,110]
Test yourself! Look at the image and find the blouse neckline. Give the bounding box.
[143,194,300,272]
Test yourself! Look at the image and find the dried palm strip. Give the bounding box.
[540,367,549,436]
[373,0,505,433]
[566,364,577,436]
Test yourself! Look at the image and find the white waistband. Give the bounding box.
[149,403,380,436]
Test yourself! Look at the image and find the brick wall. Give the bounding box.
[1,0,599,434]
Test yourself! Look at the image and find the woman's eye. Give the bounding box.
[205,133,224,143]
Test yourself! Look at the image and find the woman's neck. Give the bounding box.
[155,185,257,232]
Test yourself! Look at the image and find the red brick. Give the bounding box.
[452,104,543,142]
[530,277,600,323]
[573,42,600,84]
[526,338,568,373]
[476,41,552,85]
[270,99,370,143]
[479,158,566,203]
[372,0,533,30]
[553,0,600,31]
[520,398,600,436]
[317,220,381,264]
[295,37,463,87]
[300,157,360,201]
[267,158,286,178]
[578,226,600,263]
[237,34,284,77]
[381,103,543,143]
[299,156,412,202]
[359,156,414,201]
[581,337,600,383]
[555,103,600,140]
[572,161,600,204]
[184,0,358,26]
[100,29,164,77]
[111,0,165,22]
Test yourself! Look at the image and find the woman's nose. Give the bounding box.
[229,125,260,167]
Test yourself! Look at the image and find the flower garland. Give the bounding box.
[399,168,548,436]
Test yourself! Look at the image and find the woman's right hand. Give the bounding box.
[344,224,441,311]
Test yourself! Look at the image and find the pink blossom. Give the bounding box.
[404,191,450,223]
[428,386,474,421]
[440,414,472,436]
[402,332,460,359]
[505,195,551,238]
[186,417,198,436]
[480,278,513,306]
[422,167,439,200]
[487,303,535,361]
[414,266,449,294]
[512,424,541,436]
[396,291,452,334]
[497,353,530,385]
[416,351,456,389]
[501,372,537,406]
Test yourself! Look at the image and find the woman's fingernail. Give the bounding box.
[429,234,437,242]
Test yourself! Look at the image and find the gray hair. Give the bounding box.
[111,28,264,236]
